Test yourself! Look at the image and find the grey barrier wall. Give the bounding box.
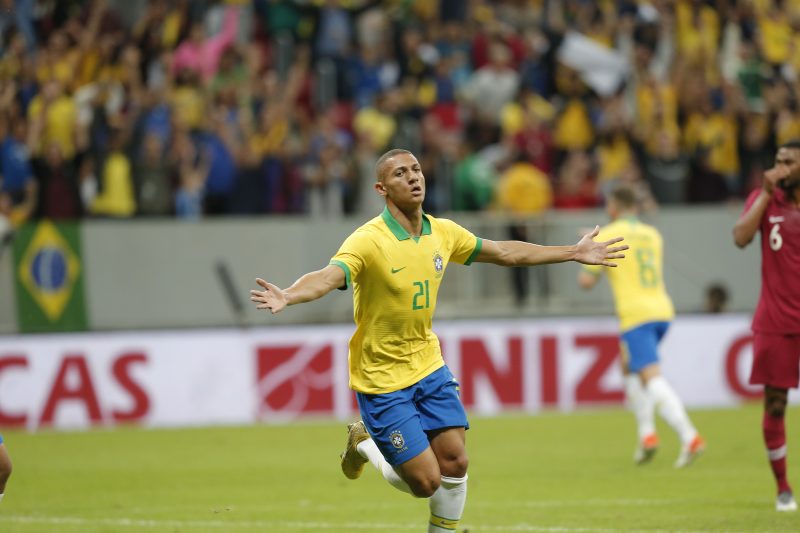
[0,205,759,333]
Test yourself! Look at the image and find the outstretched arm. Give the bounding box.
[250,264,345,314]
[473,226,627,267]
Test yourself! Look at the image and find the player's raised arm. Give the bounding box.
[472,225,627,267]
[250,264,345,314]
[733,166,784,248]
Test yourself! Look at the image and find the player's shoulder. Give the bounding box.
[358,214,384,232]
[598,218,628,237]
[745,188,762,202]
[635,221,663,243]
[424,213,450,235]
[342,215,384,244]
[601,218,661,243]
[637,219,662,234]
[426,212,446,225]
[621,217,660,234]
[601,219,623,231]
[429,214,468,233]
[744,188,783,212]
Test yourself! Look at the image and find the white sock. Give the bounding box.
[0,493,4,503]
[428,475,468,532]
[646,376,697,445]
[357,439,413,494]
[625,374,655,439]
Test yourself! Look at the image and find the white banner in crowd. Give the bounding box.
[0,315,765,431]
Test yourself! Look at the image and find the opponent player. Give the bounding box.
[251,149,627,532]
[733,140,800,512]
[0,434,11,503]
[578,184,705,468]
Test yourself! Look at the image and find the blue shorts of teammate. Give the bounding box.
[0,434,3,444]
[356,365,468,467]
[621,321,670,373]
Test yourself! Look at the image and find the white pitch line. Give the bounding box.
[87,497,691,515]
[0,516,421,530]
[0,515,751,533]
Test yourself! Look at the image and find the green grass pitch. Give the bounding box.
[1,402,800,532]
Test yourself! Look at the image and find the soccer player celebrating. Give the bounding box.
[578,185,705,468]
[251,149,627,532]
[733,140,800,512]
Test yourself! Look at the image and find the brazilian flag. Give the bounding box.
[13,220,88,332]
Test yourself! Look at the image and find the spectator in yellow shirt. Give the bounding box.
[90,132,136,218]
[27,80,79,159]
[497,155,553,215]
[497,153,554,306]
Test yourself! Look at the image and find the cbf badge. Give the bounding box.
[433,251,444,279]
[390,430,405,449]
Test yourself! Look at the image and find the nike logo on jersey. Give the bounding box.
[770,216,785,223]
[391,267,406,274]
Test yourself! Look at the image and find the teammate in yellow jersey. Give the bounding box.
[250,149,627,532]
[578,185,705,468]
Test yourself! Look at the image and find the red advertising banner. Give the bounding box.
[0,315,762,431]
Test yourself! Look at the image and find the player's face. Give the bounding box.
[376,153,426,207]
[775,147,800,189]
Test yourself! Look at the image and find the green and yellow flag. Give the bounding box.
[13,220,88,332]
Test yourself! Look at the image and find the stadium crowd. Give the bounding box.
[0,0,798,224]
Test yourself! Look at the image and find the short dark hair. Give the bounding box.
[780,139,800,151]
[609,183,637,209]
[375,149,412,181]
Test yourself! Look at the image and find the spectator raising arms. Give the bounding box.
[1,0,800,221]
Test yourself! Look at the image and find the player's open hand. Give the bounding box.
[250,278,288,314]
[574,226,628,267]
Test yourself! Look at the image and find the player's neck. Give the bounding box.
[387,203,424,236]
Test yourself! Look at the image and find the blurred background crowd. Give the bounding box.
[0,0,798,224]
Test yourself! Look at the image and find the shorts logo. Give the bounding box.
[390,430,405,449]
[433,252,444,279]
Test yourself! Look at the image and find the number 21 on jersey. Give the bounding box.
[412,280,430,310]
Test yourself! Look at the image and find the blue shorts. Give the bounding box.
[0,434,3,444]
[621,321,670,373]
[356,365,468,467]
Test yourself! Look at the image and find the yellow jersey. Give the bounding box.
[331,207,481,394]
[27,95,78,158]
[584,217,674,331]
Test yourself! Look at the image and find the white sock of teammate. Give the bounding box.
[428,475,467,532]
[646,376,697,444]
[625,374,655,439]
[356,439,413,494]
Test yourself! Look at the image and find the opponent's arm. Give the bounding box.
[250,264,345,315]
[733,167,785,248]
[473,226,627,267]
